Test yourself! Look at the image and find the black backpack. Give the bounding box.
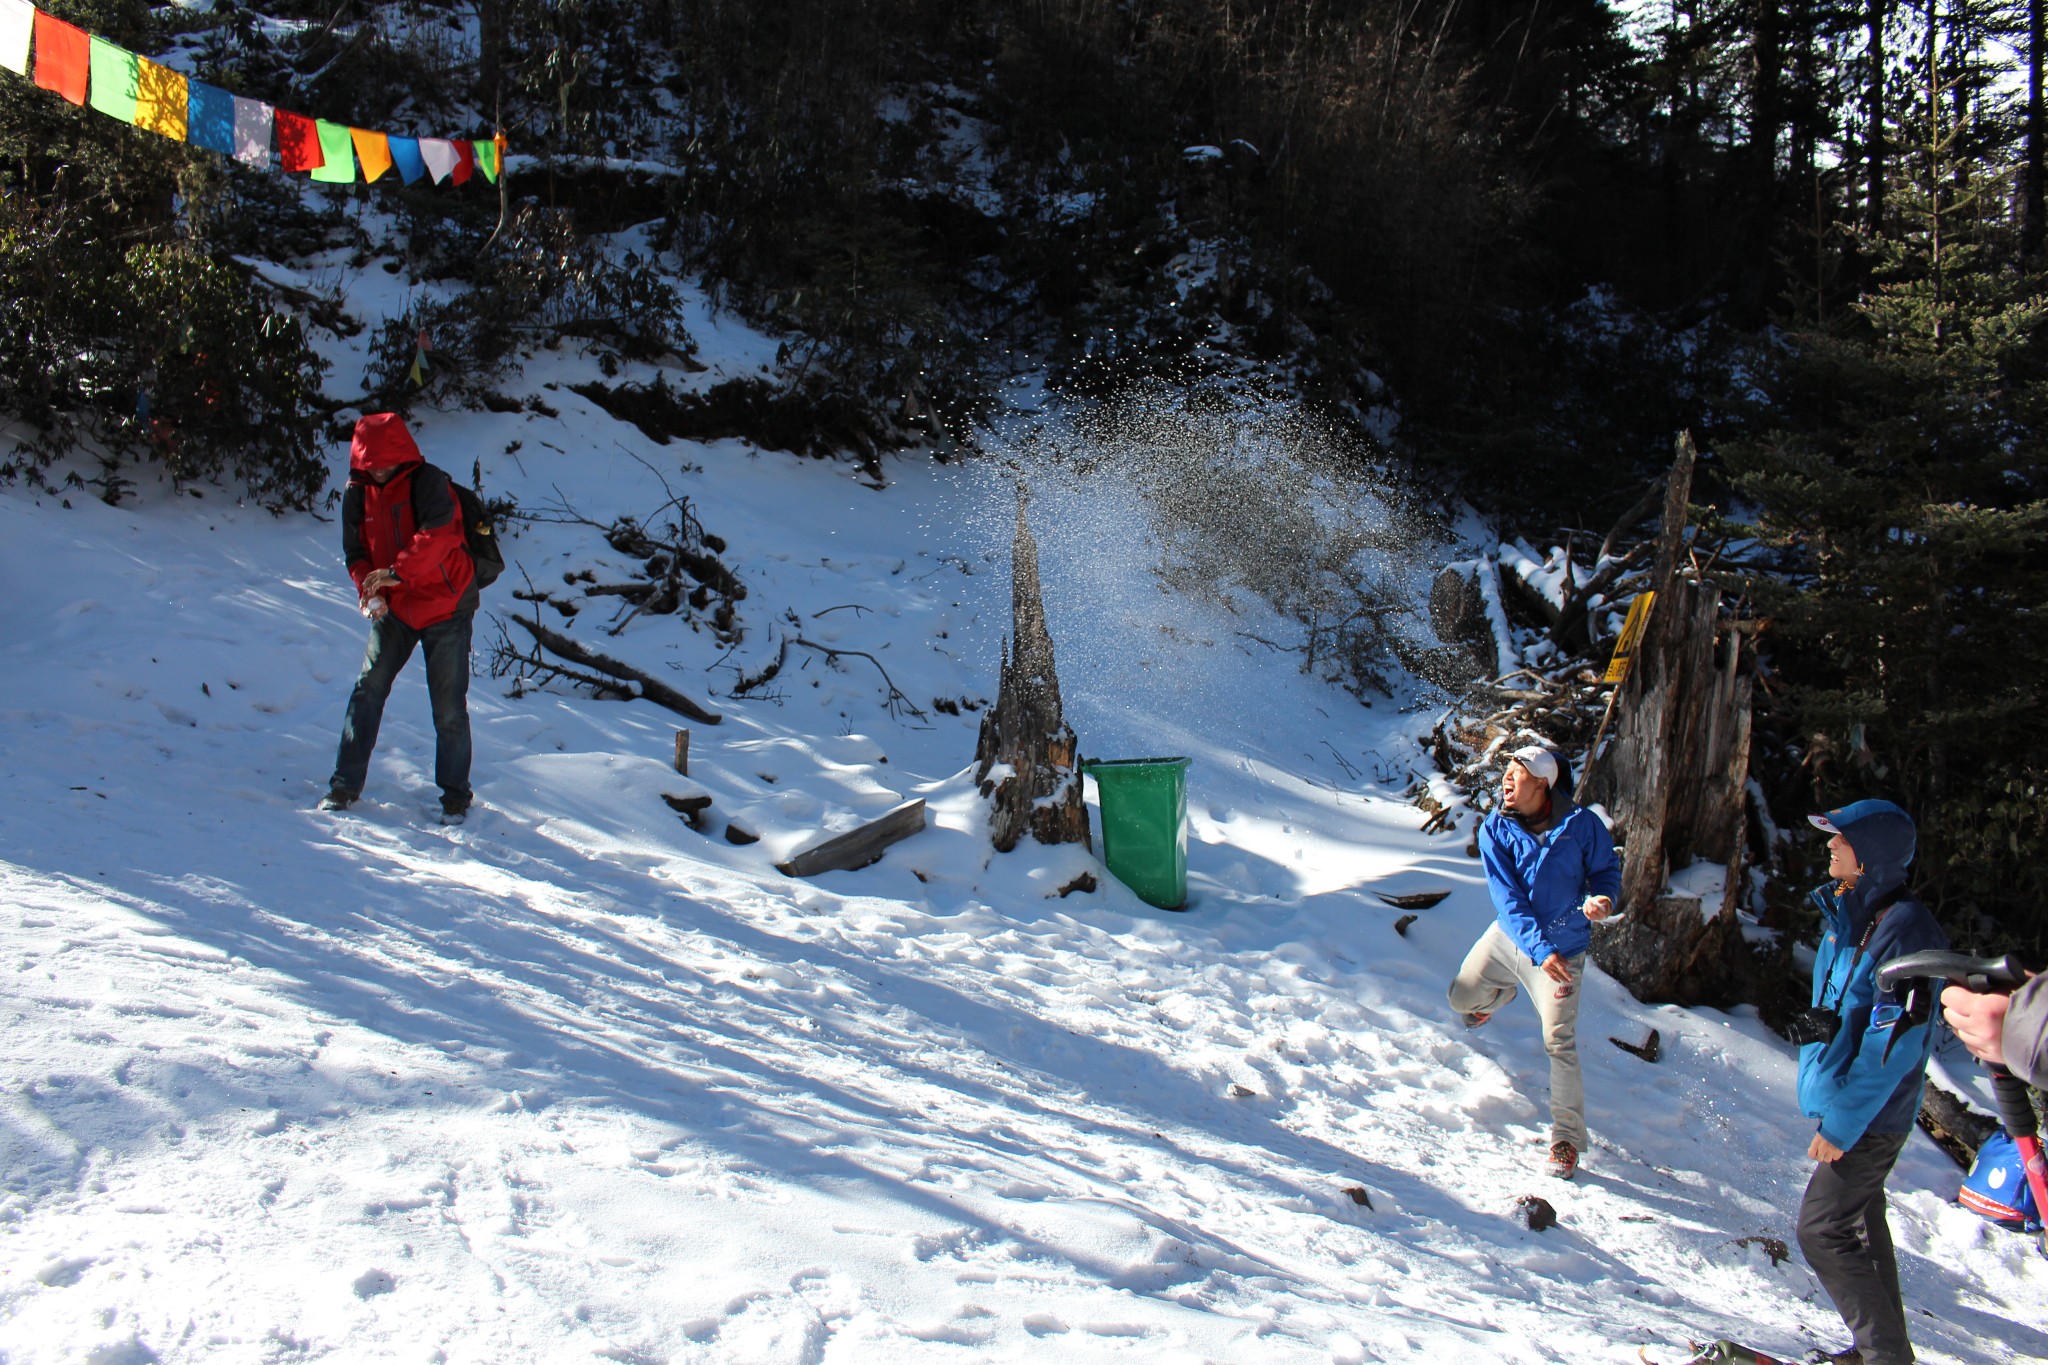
[413,464,505,591]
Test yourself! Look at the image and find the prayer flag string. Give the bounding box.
[5,6,503,186]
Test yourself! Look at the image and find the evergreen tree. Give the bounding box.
[1728,0,2048,949]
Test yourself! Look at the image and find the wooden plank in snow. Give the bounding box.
[776,799,927,878]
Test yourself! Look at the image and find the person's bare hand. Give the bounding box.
[363,568,400,594]
[1942,985,2012,1068]
[1542,953,1573,984]
[1808,1133,1845,1163]
[1582,895,1616,922]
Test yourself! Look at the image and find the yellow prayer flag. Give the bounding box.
[350,128,393,183]
[135,59,188,141]
[1602,591,1657,685]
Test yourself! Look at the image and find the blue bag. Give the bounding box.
[1959,1130,2042,1232]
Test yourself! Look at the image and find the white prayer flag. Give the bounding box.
[419,138,459,184]
[0,0,33,77]
[232,95,272,166]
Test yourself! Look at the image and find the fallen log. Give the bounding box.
[509,616,722,724]
[1375,889,1452,909]
[777,799,927,878]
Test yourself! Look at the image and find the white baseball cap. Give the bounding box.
[1507,746,1559,787]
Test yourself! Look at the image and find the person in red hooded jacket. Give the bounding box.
[320,413,478,821]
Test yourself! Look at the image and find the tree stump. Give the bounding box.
[1584,433,1755,1006]
[974,490,1090,852]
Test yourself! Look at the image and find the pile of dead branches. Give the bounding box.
[1417,665,1610,829]
[508,481,746,643]
[485,475,742,726]
[1418,444,1748,826]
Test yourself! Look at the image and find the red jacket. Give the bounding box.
[342,413,476,630]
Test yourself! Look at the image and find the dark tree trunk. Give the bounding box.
[1745,0,1785,317]
[1866,0,1888,233]
[1583,434,1756,1007]
[476,0,504,110]
[2027,0,2045,259]
[975,490,1090,852]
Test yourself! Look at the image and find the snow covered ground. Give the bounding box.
[2,264,2043,1365]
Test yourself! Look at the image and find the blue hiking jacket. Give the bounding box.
[1796,800,1948,1150]
[1480,794,1622,965]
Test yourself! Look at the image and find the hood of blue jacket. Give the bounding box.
[1825,798,1915,927]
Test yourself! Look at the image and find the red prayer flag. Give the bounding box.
[33,11,89,105]
[452,139,475,186]
[274,109,324,172]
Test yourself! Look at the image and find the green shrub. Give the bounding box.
[364,204,689,409]
[0,191,328,508]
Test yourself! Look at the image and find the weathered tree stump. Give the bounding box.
[1584,432,1755,1006]
[974,490,1090,852]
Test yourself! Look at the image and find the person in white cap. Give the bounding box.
[1447,744,1621,1179]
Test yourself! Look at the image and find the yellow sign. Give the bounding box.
[1602,591,1656,684]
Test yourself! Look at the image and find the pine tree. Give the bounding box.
[1728,0,2048,949]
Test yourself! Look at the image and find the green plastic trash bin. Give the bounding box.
[1081,756,1191,910]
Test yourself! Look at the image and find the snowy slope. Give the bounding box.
[2,271,2044,1365]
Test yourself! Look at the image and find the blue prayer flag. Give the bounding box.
[387,137,427,186]
[187,79,235,156]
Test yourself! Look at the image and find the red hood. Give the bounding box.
[350,412,423,475]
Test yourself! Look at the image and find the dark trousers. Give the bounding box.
[330,610,473,802]
[1798,1128,1914,1365]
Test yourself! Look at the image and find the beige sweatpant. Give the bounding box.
[1447,921,1589,1152]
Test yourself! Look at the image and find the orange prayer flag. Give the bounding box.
[136,59,188,141]
[350,128,393,183]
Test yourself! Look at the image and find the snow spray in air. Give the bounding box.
[965,380,1446,755]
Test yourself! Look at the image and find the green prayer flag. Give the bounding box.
[474,138,499,184]
[309,119,356,183]
[87,37,138,125]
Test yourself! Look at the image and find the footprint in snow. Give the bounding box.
[353,1269,397,1298]
[36,1255,93,1287]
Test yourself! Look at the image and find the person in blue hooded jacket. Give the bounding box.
[1448,744,1621,1180]
[1795,799,1947,1365]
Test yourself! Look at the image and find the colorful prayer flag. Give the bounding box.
[136,59,186,140]
[387,137,426,185]
[473,137,500,183]
[418,138,458,184]
[231,95,271,166]
[350,128,393,183]
[32,11,88,105]
[310,119,355,183]
[187,79,234,154]
[452,139,475,185]
[87,37,138,123]
[0,0,33,78]
[274,109,323,171]
[494,131,508,177]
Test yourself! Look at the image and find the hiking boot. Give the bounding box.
[1461,1011,1493,1029]
[439,794,472,826]
[1806,1351,1864,1365]
[1546,1140,1579,1180]
[318,787,358,811]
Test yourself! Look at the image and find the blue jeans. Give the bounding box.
[330,610,473,803]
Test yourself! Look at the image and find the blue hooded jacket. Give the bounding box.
[1796,799,1948,1149]
[1479,755,1622,964]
